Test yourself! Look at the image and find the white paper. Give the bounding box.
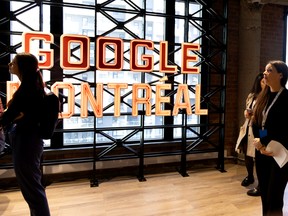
[266,140,288,168]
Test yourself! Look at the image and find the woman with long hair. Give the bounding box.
[0,52,50,216]
[236,72,265,197]
[252,60,288,216]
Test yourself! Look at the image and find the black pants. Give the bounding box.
[245,155,254,179]
[10,125,50,216]
[255,151,288,216]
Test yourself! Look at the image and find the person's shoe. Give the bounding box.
[247,187,261,196]
[241,176,254,186]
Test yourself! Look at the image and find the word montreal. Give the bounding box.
[14,31,208,118]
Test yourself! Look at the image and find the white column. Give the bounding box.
[237,0,263,126]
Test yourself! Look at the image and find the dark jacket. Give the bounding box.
[0,82,44,131]
[253,88,288,149]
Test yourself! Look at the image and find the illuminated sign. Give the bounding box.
[7,31,208,118]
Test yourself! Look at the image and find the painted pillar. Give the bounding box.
[238,0,263,126]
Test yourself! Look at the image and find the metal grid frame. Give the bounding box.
[0,0,228,185]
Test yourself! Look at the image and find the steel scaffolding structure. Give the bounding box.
[0,0,227,186]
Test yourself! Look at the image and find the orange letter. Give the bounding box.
[51,82,75,118]
[172,84,192,115]
[81,83,103,118]
[60,34,90,70]
[195,84,208,115]
[22,31,54,69]
[181,43,199,74]
[155,84,171,116]
[6,81,20,104]
[107,83,128,117]
[96,37,123,71]
[132,84,152,116]
[130,39,154,72]
[159,41,177,73]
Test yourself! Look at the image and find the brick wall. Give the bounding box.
[260,4,285,69]
[225,2,286,156]
[225,0,241,156]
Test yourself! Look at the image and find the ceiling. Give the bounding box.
[257,0,288,5]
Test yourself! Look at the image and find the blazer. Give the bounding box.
[235,93,255,157]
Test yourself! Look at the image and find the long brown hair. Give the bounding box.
[250,72,264,97]
[8,53,45,106]
[15,52,45,90]
[253,60,288,126]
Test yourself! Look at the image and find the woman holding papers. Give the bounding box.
[252,60,288,216]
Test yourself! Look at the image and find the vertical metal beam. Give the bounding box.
[164,0,175,141]
[50,0,64,149]
[136,0,148,182]
[0,1,11,102]
[179,0,189,177]
[217,0,228,172]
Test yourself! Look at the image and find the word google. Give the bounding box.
[7,32,208,118]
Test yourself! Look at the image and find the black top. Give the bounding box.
[253,88,288,149]
[0,82,44,130]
